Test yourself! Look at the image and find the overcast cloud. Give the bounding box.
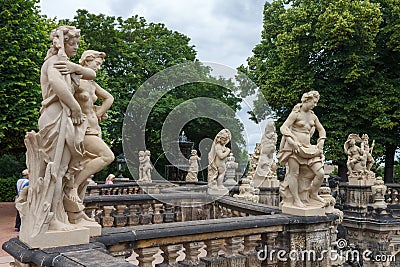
[39,0,265,68]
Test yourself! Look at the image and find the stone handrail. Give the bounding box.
[86,180,207,196]
[92,213,337,266]
[83,193,280,228]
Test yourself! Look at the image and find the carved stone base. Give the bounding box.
[19,227,90,249]
[253,178,280,188]
[222,255,246,267]
[201,257,228,267]
[207,187,229,195]
[224,178,237,187]
[179,261,206,267]
[281,204,325,216]
[348,178,375,186]
[75,220,102,236]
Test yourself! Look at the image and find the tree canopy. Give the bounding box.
[0,0,53,156]
[244,0,400,181]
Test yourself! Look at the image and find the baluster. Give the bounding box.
[136,247,160,267]
[140,204,152,225]
[241,235,261,267]
[222,236,246,266]
[264,232,279,266]
[175,206,183,222]
[180,241,205,266]
[127,204,140,226]
[201,239,225,266]
[100,205,114,227]
[89,186,100,196]
[156,244,182,267]
[164,204,175,223]
[113,204,128,227]
[152,203,164,224]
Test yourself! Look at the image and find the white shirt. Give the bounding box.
[16,178,29,195]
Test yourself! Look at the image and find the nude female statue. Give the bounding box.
[277,91,326,208]
[66,50,115,203]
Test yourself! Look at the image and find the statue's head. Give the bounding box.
[79,50,106,72]
[216,129,231,145]
[301,91,320,104]
[46,26,81,60]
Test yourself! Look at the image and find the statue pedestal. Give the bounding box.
[19,227,90,249]
[207,187,229,195]
[348,178,375,186]
[75,220,102,236]
[253,176,280,188]
[281,204,325,216]
[224,178,237,187]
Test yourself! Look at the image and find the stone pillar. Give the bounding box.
[241,235,262,267]
[201,239,225,267]
[157,244,182,267]
[180,242,206,266]
[137,247,159,267]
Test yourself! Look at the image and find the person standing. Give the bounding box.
[15,169,29,232]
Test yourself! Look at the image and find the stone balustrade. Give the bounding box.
[83,193,279,228]
[337,182,400,216]
[92,213,338,266]
[86,180,207,196]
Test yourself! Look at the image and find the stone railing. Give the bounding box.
[86,180,207,196]
[83,193,279,228]
[385,183,400,216]
[92,213,337,266]
[337,182,400,216]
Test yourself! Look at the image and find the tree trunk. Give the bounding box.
[337,163,348,182]
[384,144,396,183]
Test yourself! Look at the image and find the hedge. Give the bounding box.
[0,177,19,202]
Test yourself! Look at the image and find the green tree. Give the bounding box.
[244,0,400,181]
[0,0,54,157]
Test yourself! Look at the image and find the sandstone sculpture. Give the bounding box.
[248,143,261,175]
[253,121,279,188]
[277,91,326,215]
[224,153,238,186]
[138,150,152,182]
[16,26,114,248]
[185,150,200,182]
[233,177,259,203]
[344,133,376,184]
[207,129,231,195]
[64,50,114,226]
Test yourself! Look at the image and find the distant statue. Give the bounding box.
[254,121,278,187]
[344,133,376,181]
[277,91,326,209]
[138,150,152,182]
[233,177,259,203]
[344,134,366,177]
[361,134,375,171]
[249,143,261,175]
[17,26,101,248]
[185,150,200,182]
[224,153,239,186]
[208,129,231,195]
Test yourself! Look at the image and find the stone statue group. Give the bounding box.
[16,25,377,248]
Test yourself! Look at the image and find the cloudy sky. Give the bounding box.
[39,0,266,68]
[39,0,269,153]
